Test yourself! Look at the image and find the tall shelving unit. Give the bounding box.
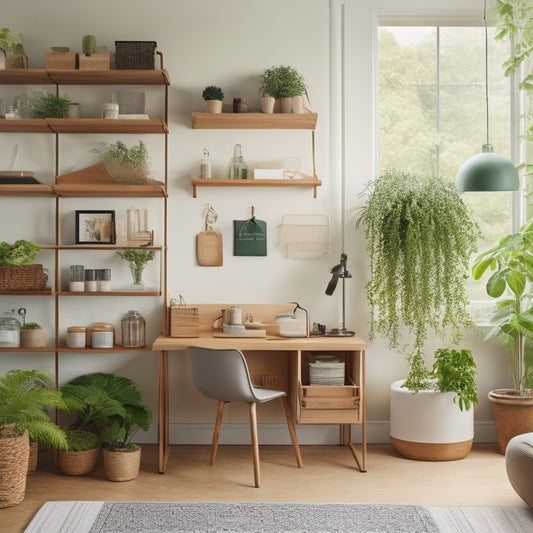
[0,68,170,384]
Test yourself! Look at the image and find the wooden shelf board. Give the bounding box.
[54,183,167,197]
[0,184,55,196]
[59,345,152,352]
[47,118,168,134]
[0,119,52,133]
[191,112,318,130]
[0,347,55,352]
[49,245,162,251]
[0,290,53,296]
[0,69,170,86]
[57,291,161,296]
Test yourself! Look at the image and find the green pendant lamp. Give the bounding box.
[455,0,519,192]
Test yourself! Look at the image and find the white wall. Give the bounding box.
[0,0,509,444]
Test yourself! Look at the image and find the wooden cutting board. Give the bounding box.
[196,227,223,266]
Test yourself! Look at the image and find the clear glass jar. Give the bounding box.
[0,311,21,347]
[121,310,146,348]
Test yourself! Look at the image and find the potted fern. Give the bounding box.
[202,85,224,113]
[357,170,479,460]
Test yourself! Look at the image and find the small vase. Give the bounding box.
[130,264,145,291]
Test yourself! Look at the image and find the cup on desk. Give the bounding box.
[224,307,242,325]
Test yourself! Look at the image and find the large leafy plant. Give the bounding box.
[357,170,479,385]
[472,218,533,393]
[258,65,306,98]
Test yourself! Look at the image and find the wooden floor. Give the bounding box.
[1,443,527,533]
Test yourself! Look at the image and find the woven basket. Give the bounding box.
[103,446,141,482]
[0,264,48,291]
[56,447,100,476]
[0,430,29,508]
[115,41,157,70]
[27,441,38,474]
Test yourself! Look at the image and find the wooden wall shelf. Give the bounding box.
[0,184,55,197]
[191,112,318,130]
[191,178,322,198]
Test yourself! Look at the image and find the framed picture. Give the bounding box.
[75,210,115,244]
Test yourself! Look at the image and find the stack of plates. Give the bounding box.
[309,356,345,386]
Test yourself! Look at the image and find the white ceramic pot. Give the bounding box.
[280,97,293,113]
[261,96,275,114]
[205,100,222,113]
[292,94,305,114]
[389,380,474,461]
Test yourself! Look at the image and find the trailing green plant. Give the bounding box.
[0,369,68,449]
[472,218,533,394]
[258,65,306,98]
[116,248,154,268]
[0,239,39,266]
[202,85,224,101]
[92,140,150,168]
[61,428,100,452]
[356,170,479,382]
[30,92,72,119]
[0,27,25,57]
[61,373,151,451]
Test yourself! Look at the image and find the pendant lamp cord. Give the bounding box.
[484,0,490,145]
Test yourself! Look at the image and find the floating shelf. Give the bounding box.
[191,112,318,130]
[0,184,55,197]
[191,178,322,198]
[53,183,167,198]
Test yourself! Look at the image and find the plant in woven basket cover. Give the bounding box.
[356,170,479,389]
[92,140,151,184]
[0,240,39,266]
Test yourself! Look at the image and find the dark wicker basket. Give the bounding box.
[0,264,48,291]
[114,41,157,70]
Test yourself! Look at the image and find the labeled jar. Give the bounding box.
[84,269,97,292]
[0,311,21,347]
[66,327,87,349]
[121,310,146,348]
[102,102,119,119]
[90,322,114,348]
[97,268,111,292]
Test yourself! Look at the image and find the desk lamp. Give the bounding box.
[325,253,355,337]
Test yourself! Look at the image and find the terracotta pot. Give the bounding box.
[20,328,48,348]
[103,445,141,482]
[205,100,222,113]
[390,380,474,461]
[488,389,533,454]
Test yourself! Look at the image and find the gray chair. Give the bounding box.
[188,346,303,487]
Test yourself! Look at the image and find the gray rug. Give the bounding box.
[24,501,533,533]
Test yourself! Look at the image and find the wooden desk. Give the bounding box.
[153,304,367,474]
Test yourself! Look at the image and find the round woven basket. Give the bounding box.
[0,430,29,509]
[27,441,38,474]
[103,446,141,482]
[56,447,100,476]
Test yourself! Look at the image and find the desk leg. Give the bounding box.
[341,424,367,473]
[158,350,169,474]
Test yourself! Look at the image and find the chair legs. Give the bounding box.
[280,396,304,468]
[210,400,225,465]
[249,402,260,487]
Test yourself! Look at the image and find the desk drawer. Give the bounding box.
[297,383,360,424]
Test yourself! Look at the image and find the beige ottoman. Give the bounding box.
[505,432,533,507]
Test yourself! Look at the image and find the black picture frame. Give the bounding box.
[75,210,115,244]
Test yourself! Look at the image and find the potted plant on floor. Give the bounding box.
[258,65,307,113]
[0,369,67,507]
[357,170,479,460]
[472,218,533,453]
[61,372,151,481]
[56,429,101,476]
[202,85,224,113]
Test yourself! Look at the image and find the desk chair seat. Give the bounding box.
[188,346,303,487]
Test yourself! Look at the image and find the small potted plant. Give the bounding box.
[92,140,151,184]
[19,322,48,348]
[30,92,72,118]
[202,85,224,113]
[0,27,26,69]
[116,248,154,290]
[258,65,307,113]
[56,429,101,476]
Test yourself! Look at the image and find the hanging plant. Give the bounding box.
[356,170,479,383]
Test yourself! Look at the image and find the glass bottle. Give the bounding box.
[200,148,211,178]
[0,310,21,347]
[227,144,248,180]
[121,309,146,348]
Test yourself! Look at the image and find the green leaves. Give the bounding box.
[0,239,40,266]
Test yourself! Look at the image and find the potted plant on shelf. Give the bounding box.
[0,27,26,69]
[472,218,533,453]
[202,85,224,113]
[356,170,479,460]
[0,370,67,506]
[19,322,48,349]
[92,140,151,184]
[258,65,307,113]
[0,240,47,292]
[30,92,72,118]
[61,372,151,482]
[116,248,154,290]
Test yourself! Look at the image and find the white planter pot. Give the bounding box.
[390,380,474,461]
[261,96,275,114]
[292,94,305,114]
[279,97,293,113]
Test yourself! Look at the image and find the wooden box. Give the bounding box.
[45,52,76,70]
[170,306,199,338]
[78,52,111,70]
